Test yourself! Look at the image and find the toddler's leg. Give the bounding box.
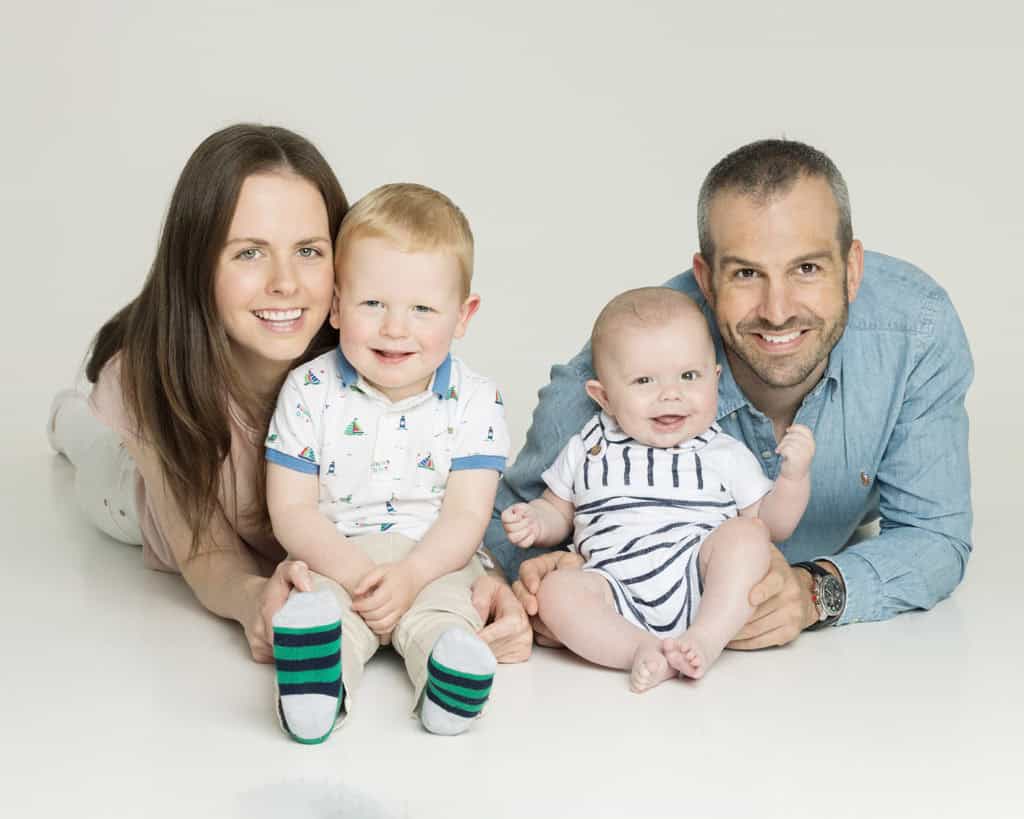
[272,574,379,744]
[663,517,771,679]
[49,390,142,545]
[536,568,675,693]
[392,558,495,735]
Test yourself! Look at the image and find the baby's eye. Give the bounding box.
[297,247,322,258]
[681,370,700,381]
[236,248,262,261]
[632,376,652,386]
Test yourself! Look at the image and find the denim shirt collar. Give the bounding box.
[335,348,453,399]
[709,308,846,422]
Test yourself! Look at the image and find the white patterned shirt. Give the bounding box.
[266,349,509,542]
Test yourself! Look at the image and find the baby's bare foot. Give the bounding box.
[663,628,720,680]
[630,645,677,693]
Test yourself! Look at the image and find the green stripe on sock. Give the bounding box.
[427,656,494,682]
[273,641,340,661]
[276,662,341,686]
[428,674,492,702]
[273,622,340,636]
[427,681,486,715]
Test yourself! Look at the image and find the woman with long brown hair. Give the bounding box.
[47,124,530,665]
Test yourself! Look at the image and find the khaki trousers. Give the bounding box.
[310,532,485,723]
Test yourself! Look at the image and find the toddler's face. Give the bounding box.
[587,317,719,448]
[331,236,477,402]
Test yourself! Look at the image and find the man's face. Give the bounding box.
[694,175,863,391]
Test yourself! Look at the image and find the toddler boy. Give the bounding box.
[266,184,508,742]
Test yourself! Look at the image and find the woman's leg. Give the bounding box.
[49,391,142,545]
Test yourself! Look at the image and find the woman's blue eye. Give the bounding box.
[298,247,322,258]
[237,248,261,261]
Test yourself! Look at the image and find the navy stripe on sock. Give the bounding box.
[273,625,341,647]
[427,658,493,691]
[274,651,341,672]
[278,680,342,697]
[427,681,491,706]
[426,686,480,719]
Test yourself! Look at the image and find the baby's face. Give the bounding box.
[590,317,719,448]
[331,236,476,402]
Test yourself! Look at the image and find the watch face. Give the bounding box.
[820,575,845,617]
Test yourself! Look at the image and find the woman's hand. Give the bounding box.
[246,559,314,662]
[472,574,533,663]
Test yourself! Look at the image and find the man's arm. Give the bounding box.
[484,346,598,578]
[828,292,973,624]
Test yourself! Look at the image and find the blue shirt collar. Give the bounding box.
[335,348,453,399]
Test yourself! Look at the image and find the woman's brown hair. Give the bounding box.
[86,124,347,558]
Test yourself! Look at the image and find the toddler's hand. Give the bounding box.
[352,561,421,639]
[502,503,542,549]
[776,424,815,480]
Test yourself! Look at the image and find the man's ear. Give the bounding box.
[693,252,714,305]
[845,239,865,303]
[585,379,611,412]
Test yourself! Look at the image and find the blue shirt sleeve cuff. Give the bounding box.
[266,447,320,475]
[451,455,506,472]
[821,552,878,626]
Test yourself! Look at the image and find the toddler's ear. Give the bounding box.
[584,379,610,411]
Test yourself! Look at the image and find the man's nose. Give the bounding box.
[758,277,796,327]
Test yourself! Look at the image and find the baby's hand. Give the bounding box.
[352,561,421,640]
[776,424,815,480]
[502,503,542,549]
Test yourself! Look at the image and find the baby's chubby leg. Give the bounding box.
[536,568,674,693]
[663,517,772,679]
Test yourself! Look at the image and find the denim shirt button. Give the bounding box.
[760,450,772,459]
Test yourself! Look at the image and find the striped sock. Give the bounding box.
[272,591,344,745]
[420,627,496,736]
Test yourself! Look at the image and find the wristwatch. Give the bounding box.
[792,561,845,630]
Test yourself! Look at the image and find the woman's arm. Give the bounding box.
[129,439,312,662]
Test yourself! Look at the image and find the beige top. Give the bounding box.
[89,357,283,573]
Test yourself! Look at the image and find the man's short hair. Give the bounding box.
[697,139,853,267]
[335,182,474,296]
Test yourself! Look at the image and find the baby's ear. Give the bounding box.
[584,379,610,411]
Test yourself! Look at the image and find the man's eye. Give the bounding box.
[681,371,699,381]
[298,247,322,258]
[236,248,261,261]
[735,268,758,280]
[798,263,820,275]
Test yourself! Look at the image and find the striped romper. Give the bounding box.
[542,412,773,639]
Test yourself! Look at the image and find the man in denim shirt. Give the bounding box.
[484,139,973,649]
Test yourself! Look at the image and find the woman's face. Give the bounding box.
[213,172,335,389]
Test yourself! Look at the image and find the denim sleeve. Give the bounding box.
[829,291,973,624]
[483,343,598,579]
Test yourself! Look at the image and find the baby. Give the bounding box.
[502,287,814,691]
[266,183,509,742]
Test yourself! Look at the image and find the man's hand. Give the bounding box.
[352,561,422,641]
[728,544,818,649]
[501,503,543,548]
[776,424,815,480]
[511,551,584,647]
[248,559,314,663]
[472,574,533,663]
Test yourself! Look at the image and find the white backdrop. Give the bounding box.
[3,3,1023,816]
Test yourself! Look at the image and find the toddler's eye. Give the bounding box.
[413,305,434,314]
[362,300,382,308]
